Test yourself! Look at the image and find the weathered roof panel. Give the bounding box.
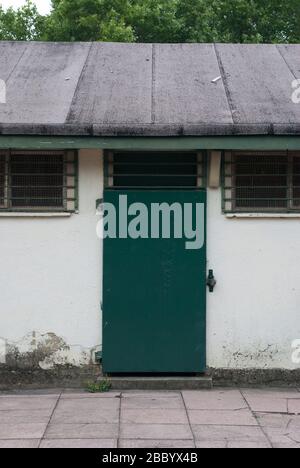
[0,41,299,136]
[153,43,233,125]
[215,44,300,124]
[277,44,300,78]
[0,42,90,125]
[67,42,153,125]
[0,42,28,82]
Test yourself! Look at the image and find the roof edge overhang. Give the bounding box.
[0,123,300,138]
[2,134,300,151]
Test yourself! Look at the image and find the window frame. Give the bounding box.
[222,150,300,214]
[0,150,78,213]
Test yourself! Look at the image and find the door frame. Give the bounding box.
[101,150,208,374]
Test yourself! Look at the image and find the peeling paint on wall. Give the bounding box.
[0,332,101,370]
[39,346,91,370]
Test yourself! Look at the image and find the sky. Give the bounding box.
[0,0,52,15]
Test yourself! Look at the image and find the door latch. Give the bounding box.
[207,270,217,293]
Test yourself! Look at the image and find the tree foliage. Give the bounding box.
[0,0,44,40]
[0,0,299,43]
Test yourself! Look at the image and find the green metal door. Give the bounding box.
[102,190,206,373]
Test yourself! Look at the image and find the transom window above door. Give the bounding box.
[222,151,300,213]
[105,152,206,189]
[0,150,78,212]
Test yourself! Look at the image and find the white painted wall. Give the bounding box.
[0,149,103,367]
[207,187,300,369]
[1,149,299,370]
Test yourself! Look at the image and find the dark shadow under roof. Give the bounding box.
[0,41,300,137]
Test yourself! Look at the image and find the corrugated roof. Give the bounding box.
[0,41,300,136]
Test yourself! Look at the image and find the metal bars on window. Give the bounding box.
[222,151,300,213]
[105,152,206,189]
[0,150,78,212]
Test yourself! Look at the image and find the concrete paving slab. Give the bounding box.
[0,409,51,424]
[0,439,40,448]
[272,442,300,448]
[45,423,119,440]
[255,413,300,429]
[61,391,121,399]
[188,409,258,426]
[0,396,58,411]
[121,408,189,425]
[182,390,246,410]
[0,389,61,397]
[196,439,272,448]
[1,388,299,448]
[122,391,180,398]
[52,408,119,425]
[191,425,268,444]
[0,423,47,440]
[227,441,272,448]
[242,388,300,399]
[51,398,120,424]
[288,400,300,415]
[244,396,288,413]
[56,397,120,411]
[122,395,184,410]
[40,439,117,448]
[119,439,195,448]
[196,441,227,448]
[120,424,193,440]
[263,426,300,447]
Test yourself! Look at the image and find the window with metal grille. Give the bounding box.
[223,151,300,213]
[105,152,206,189]
[0,151,6,207]
[0,150,78,212]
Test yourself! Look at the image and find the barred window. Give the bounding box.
[223,151,300,213]
[0,150,78,212]
[105,152,206,189]
[0,151,6,207]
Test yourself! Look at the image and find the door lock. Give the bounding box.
[207,270,217,293]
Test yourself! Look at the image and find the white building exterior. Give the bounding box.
[0,150,103,370]
[1,42,300,384]
[0,148,299,374]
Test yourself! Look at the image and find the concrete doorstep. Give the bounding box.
[0,387,299,448]
[100,376,213,391]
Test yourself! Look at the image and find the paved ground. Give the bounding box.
[0,388,299,448]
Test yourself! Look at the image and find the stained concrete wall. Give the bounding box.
[207,188,300,370]
[0,149,103,370]
[1,150,300,375]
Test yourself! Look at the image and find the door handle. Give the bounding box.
[207,270,217,293]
